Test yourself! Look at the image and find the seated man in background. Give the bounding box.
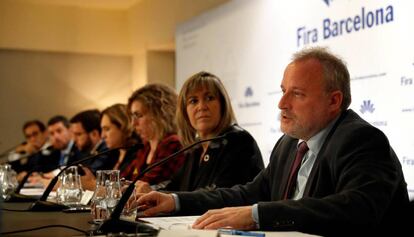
[136,47,410,236]
[29,115,82,185]
[8,120,50,181]
[70,109,112,172]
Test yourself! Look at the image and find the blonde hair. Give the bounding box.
[128,83,178,140]
[176,71,236,146]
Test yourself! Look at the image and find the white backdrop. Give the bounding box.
[176,0,414,200]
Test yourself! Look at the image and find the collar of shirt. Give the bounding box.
[293,114,340,200]
[90,139,104,155]
[40,140,51,150]
[61,139,74,156]
[298,114,341,161]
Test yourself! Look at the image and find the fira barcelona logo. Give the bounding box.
[360,100,375,114]
[245,87,253,97]
[323,0,333,7]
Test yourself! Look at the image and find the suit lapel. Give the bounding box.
[302,110,350,197]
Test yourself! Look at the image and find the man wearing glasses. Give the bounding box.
[8,120,50,181]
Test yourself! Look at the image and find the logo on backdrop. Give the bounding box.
[238,86,260,108]
[322,0,333,7]
[297,4,394,47]
[360,100,375,114]
[401,76,413,86]
[359,100,388,127]
[245,87,253,97]
[402,156,414,167]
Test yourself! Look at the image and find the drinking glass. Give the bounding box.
[90,170,121,222]
[62,173,83,206]
[91,170,108,223]
[120,179,138,221]
[56,166,80,205]
[104,170,122,218]
[0,164,18,200]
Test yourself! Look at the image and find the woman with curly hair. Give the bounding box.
[124,83,184,188]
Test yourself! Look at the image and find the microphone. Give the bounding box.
[1,143,53,164]
[5,145,57,202]
[28,143,143,212]
[94,134,228,235]
[11,145,54,194]
[0,142,28,163]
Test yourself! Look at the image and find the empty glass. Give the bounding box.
[56,166,82,206]
[0,164,18,200]
[62,173,83,206]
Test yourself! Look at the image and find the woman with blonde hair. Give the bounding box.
[124,83,184,189]
[136,72,264,193]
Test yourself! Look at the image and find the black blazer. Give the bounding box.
[165,124,264,191]
[177,110,409,236]
[32,142,82,173]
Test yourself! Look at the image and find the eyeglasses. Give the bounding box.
[25,131,40,139]
[130,112,143,121]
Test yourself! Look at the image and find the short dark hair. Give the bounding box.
[47,115,70,128]
[22,120,46,133]
[70,109,101,134]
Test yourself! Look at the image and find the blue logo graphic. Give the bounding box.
[323,0,333,6]
[360,100,375,114]
[245,87,253,97]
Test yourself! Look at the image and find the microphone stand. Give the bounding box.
[94,135,226,235]
[6,166,43,202]
[28,144,142,212]
[7,147,55,202]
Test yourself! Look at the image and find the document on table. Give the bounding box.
[138,216,218,237]
[20,187,44,196]
[138,215,200,230]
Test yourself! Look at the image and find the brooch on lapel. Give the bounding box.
[203,154,210,162]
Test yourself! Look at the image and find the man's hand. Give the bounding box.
[80,166,96,191]
[15,143,36,155]
[192,206,256,230]
[135,180,153,193]
[136,191,175,216]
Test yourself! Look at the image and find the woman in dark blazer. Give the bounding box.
[136,71,264,193]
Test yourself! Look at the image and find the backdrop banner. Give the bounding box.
[176,0,414,200]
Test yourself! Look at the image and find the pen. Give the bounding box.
[218,229,265,237]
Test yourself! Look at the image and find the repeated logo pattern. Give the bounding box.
[360,100,375,114]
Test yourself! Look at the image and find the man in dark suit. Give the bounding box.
[28,115,82,184]
[70,109,113,173]
[136,47,410,235]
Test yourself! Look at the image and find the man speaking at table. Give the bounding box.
[135,47,410,236]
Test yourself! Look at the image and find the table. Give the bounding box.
[1,202,319,237]
[1,202,93,236]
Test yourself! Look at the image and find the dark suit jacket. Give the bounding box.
[32,142,82,173]
[177,110,409,236]
[165,124,264,191]
[83,141,114,173]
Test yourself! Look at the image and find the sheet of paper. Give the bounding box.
[20,187,44,196]
[157,229,218,237]
[138,215,200,230]
[80,190,94,205]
